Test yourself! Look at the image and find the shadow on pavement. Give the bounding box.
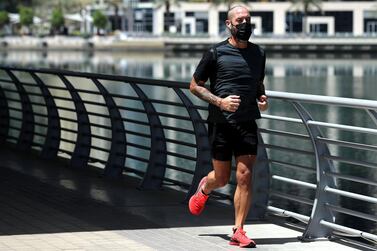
[0,146,237,235]
[198,233,299,245]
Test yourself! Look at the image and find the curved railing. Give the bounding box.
[262,91,377,245]
[0,66,376,247]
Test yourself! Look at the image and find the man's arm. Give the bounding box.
[190,77,222,107]
[257,81,265,98]
[257,81,268,111]
[189,77,240,113]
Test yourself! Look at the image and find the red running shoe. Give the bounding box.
[188,176,209,215]
[229,227,256,248]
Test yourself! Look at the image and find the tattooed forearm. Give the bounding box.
[190,78,222,107]
[195,85,222,106]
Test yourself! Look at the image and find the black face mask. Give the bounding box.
[230,22,252,42]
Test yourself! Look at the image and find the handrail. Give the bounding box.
[267,90,377,110]
[2,66,189,89]
[0,66,376,248]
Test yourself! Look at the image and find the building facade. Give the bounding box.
[125,1,377,37]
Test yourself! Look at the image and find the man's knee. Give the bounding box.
[237,169,252,187]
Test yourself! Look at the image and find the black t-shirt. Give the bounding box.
[193,39,266,123]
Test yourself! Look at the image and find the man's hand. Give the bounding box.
[258,95,268,111]
[219,95,241,112]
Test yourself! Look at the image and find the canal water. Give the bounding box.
[0,50,376,237]
[1,50,376,99]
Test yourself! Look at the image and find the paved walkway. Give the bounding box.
[0,146,368,250]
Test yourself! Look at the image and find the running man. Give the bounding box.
[188,4,268,248]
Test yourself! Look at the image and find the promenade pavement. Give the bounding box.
[0,146,366,251]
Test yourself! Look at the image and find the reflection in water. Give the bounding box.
[1,50,377,99]
[1,51,377,235]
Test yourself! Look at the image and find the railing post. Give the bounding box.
[30,72,61,159]
[92,78,127,178]
[173,88,212,202]
[130,83,167,189]
[59,75,91,169]
[248,131,270,220]
[0,86,9,142]
[5,70,34,151]
[292,102,337,240]
[366,109,377,127]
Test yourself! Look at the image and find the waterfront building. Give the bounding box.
[3,1,377,38]
[12,0,368,37]
[115,1,377,37]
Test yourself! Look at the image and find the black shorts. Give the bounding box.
[208,121,258,161]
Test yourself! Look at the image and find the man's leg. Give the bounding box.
[188,159,231,215]
[189,122,232,215]
[189,160,231,215]
[229,154,257,247]
[202,159,231,195]
[234,154,256,228]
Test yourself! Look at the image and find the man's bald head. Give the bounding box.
[227,5,250,20]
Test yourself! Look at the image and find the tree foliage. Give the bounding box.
[0,11,10,28]
[92,10,108,34]
[51,8,64,30]
[19,6,34,27]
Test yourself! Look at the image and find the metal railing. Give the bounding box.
[262,91,377,245]
[0,66,376,247]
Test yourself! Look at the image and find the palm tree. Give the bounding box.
[154,0,184,33]
[51,7,65,34]
[0,10,10,35]
[0,11,10,29]
[19,6,34,35]
[154,0,183,14]
[32,0,93,14]
[92,9,108,35]
[32,0,94,23]
[289,0,322,35]
[106,0,123,31]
